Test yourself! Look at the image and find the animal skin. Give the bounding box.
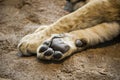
[18,0,120,60]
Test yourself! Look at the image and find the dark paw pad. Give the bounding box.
[50,38,70,53]
[44,48,54,56]
[75,39,87,47]
[53,51,63,59]
[38,35,71,60]
[39,44,49,53]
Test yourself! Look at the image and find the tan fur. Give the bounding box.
[18,0,120,60]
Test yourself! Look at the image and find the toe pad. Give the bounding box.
[39,45,49,52]
[53,51,63,59]
[44,48,54,56]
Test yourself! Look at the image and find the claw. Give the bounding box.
[16,51,33,57]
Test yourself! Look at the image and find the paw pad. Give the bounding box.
[38,36,71,60]
[44,48,54,56]
[50,38,70,53]
[39,45,48,52]
[75,39,87,47]
[53,51,62,59]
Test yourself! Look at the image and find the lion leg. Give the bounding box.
[37,22,120,60]
[18,0,120,56]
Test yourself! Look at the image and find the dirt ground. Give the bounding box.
[0,0,120,80]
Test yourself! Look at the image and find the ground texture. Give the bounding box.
[0,0,120,80]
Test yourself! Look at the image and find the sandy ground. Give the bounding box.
[0,0,120,80]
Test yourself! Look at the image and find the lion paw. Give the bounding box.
[17,25,47,57]
[37,33,87,61]
[17,33,39,56]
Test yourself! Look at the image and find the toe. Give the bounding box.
[53,51,63,60]
[18,42,27,54]
[39,44,49,53]
[44,48,54,56]
[18,42,32,56]
[62,45,70,53]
